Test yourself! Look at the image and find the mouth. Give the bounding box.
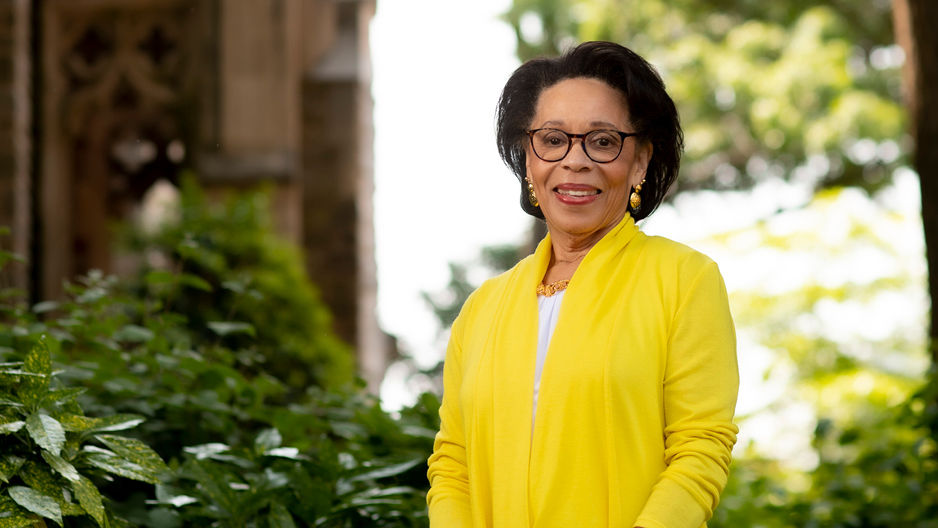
[555,188,601,197]
[553,184,602,204]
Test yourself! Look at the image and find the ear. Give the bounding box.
[632,141,653,185]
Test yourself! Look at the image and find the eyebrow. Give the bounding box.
[538,120,624,129]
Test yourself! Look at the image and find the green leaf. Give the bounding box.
[19,341,51,407]
[23,340,51,376]
[206,321,256,337]
[179,273,213,292]
[7,486,62,526]
[43,387,86,406]
[183,460,236,515]
[56,413,100,433]
[0,497,36,528]
[71,476,104,526]
[94,434,168,476]
[0,455,25,483]
[88,414,145,433]
[25,413,65,456]
[83,447,160,484]
[31,301,60,314]
[113,325,155,343]
[144,269,176,286]
[254,428,282,452]
[0,420,24,434]
[0,515,36,528]
[268,501,297,528]
[349,457,425,482]
[41,451,80,482]
[18,462,63,500]
[183,443,230,459]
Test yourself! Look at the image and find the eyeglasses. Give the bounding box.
[526,128,640,163]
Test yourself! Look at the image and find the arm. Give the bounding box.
[634,260,740,528]
[426,314,472,527]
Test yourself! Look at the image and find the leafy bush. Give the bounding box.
[122,177,354,392]
[0,183,436,526]
[0,338,167,527]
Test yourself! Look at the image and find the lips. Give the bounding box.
[556,188,599,197]
[553,183,602,204]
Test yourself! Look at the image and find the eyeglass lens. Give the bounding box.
[531,129,624,162]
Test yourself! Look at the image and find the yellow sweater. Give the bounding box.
[427,214,739,528]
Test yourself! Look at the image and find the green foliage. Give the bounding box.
[504,0,906,194]
[0,182,438,526]
[0,338,168,527]
[123,176,354,391]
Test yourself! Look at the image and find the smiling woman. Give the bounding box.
[426,41,739,528]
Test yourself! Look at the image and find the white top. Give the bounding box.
[533,290,565,426]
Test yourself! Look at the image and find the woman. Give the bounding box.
[427,41,738,528]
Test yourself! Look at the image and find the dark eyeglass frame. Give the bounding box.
[526,128,641,163]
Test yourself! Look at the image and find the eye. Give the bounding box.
[587,131,620,150]
[535,129,568,148]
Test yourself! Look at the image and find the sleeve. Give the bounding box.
[634,259,740,528]
[426,308,472,527]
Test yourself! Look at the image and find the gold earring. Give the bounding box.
[527,179,539,207]
[629,178,645,211]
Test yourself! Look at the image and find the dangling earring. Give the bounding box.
[629,178,645,212]
[527,179,539,207]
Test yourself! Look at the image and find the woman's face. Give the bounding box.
[525,77,651,243]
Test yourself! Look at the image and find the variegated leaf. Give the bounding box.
[71,476,104,526]
[25,413,65,456]
[94,434,168,476]
[7,486,62,526]
[41,451,80,482]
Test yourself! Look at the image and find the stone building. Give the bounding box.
[0,0,389,391]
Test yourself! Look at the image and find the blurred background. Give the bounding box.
[0,0,936,526]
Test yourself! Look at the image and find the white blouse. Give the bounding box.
[533,290,565,425]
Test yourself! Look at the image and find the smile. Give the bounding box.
[556,188,600,197]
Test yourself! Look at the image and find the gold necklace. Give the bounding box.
[536,279,570,297]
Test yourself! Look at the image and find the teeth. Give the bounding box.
[557,188,599,197]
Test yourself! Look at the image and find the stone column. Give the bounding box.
[303,0,386,392]
[0,0,31,293]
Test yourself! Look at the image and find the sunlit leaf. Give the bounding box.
[88,414,145,433]
[183,443,230,459]
[41,451,80,482]
[94,434,168,476]
[0,420,24,434]
[113,325,155,343]
[349,457,425,482]
[254,428,282,452]
[7,486,62,526]
[206,321,256,337]
[25,413,65,456]
[83,449,160,484]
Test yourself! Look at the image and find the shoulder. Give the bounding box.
[451,252,535,332]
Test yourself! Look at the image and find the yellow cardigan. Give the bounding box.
[427,214,739,528]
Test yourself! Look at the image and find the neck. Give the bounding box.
[542,222,615,284]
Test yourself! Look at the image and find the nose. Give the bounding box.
[561,137,592,171]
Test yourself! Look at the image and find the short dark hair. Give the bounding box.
[495,41,683,221]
